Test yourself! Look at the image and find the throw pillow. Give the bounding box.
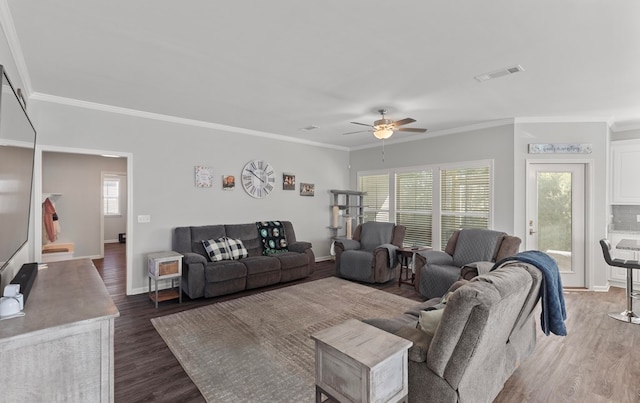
[202,238,230,262]
[224,237,248,260]
[256,221,288,255]
[418,308,445,337]
[417,287,457,336]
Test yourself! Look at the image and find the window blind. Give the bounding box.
[103,177,121,215]
[396,170,433,246]
[359,173,390,222]
[440,166,490,249]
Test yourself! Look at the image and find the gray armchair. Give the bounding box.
[415,228,521,298]
[334,221,406,283]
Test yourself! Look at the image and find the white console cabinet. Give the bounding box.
[0,259,119,402]
[611,140,640,204]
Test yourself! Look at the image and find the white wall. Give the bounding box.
[513,121,609,290]
[30,100,350,294]
[348,123,516,234]
[42,152,127,255]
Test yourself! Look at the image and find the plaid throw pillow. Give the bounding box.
[202,238,230,262]
[224,237,248,260]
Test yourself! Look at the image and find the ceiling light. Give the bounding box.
[373,128,393,139]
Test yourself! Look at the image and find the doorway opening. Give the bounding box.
[35,146,133,294]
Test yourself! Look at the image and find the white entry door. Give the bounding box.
[527,163,586,288]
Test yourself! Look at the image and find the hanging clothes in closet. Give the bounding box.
[42,197,61,243]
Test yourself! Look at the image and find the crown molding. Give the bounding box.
[0,0,33,96]
[514,116,612,124]
[30,92,349,151]
[609,121,640,133]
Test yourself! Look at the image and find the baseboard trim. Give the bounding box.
[592,282,611,292]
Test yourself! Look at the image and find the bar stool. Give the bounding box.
[599,239,640,325]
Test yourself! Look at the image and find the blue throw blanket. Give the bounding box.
[492,250,567,336]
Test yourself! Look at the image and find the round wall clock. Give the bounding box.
[241,159,276,198]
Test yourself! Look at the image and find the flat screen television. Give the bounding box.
[0,65,37,280]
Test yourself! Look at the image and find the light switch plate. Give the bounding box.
[138,215,151,223]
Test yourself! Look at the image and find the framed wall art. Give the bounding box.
[195,166,213,188]
[283,173,295,190]
[300,183,314,196]
[528,143,592,154]
[222,175,235,190]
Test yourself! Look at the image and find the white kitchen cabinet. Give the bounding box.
[607,232,640,284]
[611,140,640,204]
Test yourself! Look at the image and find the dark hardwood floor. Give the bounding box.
[94,243,640,403]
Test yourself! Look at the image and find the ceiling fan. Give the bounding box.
[344,109,427,139]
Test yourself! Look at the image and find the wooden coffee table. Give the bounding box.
[311,319,413,403]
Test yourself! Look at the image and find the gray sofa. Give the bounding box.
[365,261,542,403]
[172,221,315,299]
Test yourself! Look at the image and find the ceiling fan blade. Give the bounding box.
[396,127,428,133]
[393,118,416,127]
[350,121,374,128]
[342,130,371,135]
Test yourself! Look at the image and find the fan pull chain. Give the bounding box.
[382,139,385,162]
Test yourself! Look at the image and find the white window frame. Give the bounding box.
[103,173,122,216]
[358,159,494,250]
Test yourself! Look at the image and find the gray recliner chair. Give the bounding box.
[334,221,406,283]
[415,228,521,299]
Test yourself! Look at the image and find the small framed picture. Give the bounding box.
[283,173,295,190]
[222,175,235,190]
[195,166,213,188]
[300,183,314,196]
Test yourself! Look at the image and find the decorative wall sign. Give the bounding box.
[300,183,314,196]
[283,173,295,190]
[528,143,592,154]
[195,166,213,188]
[222,175,235,190]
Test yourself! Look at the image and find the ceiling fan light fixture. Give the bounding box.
[373,128,393,139]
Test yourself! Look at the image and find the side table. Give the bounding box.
[311,319,412,403]
[397,246,431,287]
[148,251,183,308]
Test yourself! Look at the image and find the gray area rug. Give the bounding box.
[151,277,417,402]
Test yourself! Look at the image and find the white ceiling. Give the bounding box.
[4,0,640,149]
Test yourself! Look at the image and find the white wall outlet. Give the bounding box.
[637,215,640,222]
[137,215,151,223]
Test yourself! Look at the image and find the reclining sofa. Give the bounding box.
[172,221,315,299]
[415,228,521,299]
[334,221,406,283]
[364,261,542,403]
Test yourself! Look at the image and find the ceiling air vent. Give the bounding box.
[474,64,524,82]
